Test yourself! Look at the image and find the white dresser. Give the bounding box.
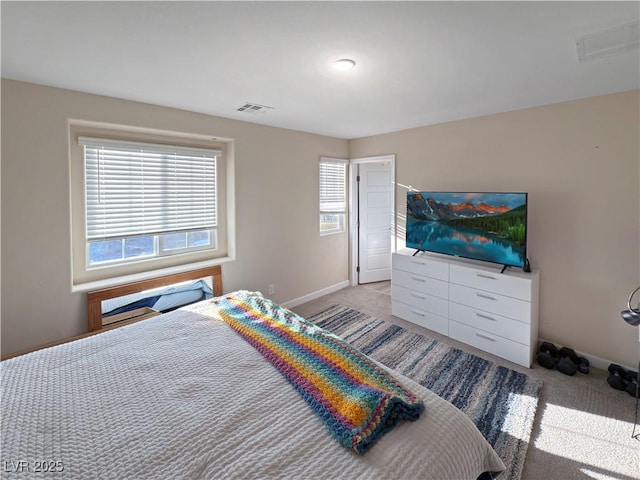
[391,250,539,367]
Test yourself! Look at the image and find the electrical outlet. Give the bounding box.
[268,284,275,295]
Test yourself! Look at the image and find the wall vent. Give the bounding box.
[576,20,639,63]
[235,102,274,114]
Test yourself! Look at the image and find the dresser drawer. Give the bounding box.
[392,269,449,300]
[449,302,530,345]
[392,253,449,281]
[392,301,448,336]
[449,283,531,322]
[392,284,448,318]
[449,320,531,367]
[450,264,531,301]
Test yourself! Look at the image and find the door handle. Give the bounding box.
[476,273,497,280]
[475,332,496,342]
[476,312,497,321]
[476,293,496,301]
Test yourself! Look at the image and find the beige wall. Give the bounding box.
[1,80,349,355]
[2,79,639,368]
[351,90,640,368]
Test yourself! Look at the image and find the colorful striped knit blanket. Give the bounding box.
[214,291,425,454]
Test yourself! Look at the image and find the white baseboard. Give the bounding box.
[282,281,350,309]
[537,337,637,372]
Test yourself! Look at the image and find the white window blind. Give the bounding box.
[319,161,346,214]
[79,137,219,241]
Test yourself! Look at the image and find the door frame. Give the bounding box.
[349,154,396,286]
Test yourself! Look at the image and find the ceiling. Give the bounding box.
[2,1,639,139]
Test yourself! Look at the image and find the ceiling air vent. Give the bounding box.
[235,102,274,114]
[576,20,639,63]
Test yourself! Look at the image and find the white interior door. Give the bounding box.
[357,161,393,284]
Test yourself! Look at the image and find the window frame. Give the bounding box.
[69,122,233,290]
[319,157,348,235]
[80,136,219,268]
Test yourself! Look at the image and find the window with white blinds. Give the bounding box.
[79,136,220,267]
[319,158,347,234]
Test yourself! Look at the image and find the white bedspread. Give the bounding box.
[1,300,505,479]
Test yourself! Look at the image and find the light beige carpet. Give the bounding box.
[292,282,640,480]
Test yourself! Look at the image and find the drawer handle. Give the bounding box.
[475,332,497,342]
[476,273,497,280]
[476,293,497,301]
[411,276,426,283]
[410,293,426,300]
[476,312,497,321]
[411,309,426,317]
[411,260,426,266]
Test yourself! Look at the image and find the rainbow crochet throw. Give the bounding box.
[214,291,425,454]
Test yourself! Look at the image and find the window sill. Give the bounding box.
[71,255,235,293]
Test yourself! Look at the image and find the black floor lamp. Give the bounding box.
[621,286,640,326]
[621,286,640,440]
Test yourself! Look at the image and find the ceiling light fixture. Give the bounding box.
[333,59,356,71]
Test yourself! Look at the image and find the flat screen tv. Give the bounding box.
[406,191,528,270]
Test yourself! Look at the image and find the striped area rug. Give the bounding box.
[308,305,543,480]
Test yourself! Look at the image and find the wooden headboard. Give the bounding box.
[87,266,223,332]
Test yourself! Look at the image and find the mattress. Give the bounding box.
[1,295,505,479]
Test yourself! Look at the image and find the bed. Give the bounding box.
[2,273,505,479]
